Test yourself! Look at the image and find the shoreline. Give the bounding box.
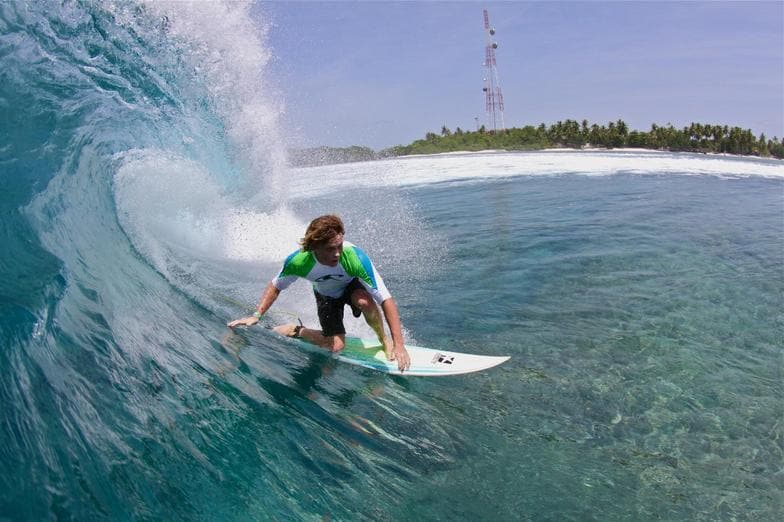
[389,147,782,162]
[287,145,784,169]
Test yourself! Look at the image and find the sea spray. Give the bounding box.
[136,1,288,200]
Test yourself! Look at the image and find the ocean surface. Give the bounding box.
[1,2,783,520]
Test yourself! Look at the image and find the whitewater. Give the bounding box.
[1,1,782,520]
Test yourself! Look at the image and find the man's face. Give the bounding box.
[312,233,344,267]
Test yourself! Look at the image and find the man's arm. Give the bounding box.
[227,282,280,328]
[382,298,410,371]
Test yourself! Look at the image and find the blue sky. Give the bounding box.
[256,1,784,150]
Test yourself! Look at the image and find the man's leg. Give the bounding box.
[311,290,347,351]
[272,323,345,352]
[350,288,394,359]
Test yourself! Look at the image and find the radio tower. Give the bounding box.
[482,9,505,132]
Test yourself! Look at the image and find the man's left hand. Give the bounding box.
[392,345,410,372]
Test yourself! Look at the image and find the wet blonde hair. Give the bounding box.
[300,214,345,252]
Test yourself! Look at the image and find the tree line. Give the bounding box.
[379,120,784,159]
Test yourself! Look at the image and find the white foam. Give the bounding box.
[114,150,307,272]
[284,151,784,199]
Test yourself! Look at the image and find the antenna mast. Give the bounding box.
[482,9,505,132]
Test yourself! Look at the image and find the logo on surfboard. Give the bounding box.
[432,353,455,365]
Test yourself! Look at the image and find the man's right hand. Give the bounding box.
[227,316,259,329]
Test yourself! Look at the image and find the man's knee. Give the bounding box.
[351,289,375,312]
[323,334,345,352]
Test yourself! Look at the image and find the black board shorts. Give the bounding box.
[315,278,364,337]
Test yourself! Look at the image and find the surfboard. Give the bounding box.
[334,336,510,376]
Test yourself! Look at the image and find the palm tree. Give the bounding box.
[758,133,769,156]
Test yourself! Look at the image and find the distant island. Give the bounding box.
[288,120,784,167]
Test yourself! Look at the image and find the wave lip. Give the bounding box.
[139,0,287,196]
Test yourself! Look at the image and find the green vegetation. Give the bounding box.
[287,120,783,167]
[380,120,784,160]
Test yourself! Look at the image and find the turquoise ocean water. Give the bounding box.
[2,2,783,520]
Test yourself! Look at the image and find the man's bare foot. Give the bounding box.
[273,323,297,337]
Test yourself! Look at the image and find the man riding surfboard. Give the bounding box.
[228,214,411,372]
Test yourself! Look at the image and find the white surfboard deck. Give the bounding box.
[333,336,510,376]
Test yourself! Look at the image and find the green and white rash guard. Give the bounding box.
[271,241,391,304]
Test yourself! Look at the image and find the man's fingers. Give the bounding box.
[227,317,254,329]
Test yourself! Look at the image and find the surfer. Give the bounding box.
[227,214,411,372]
